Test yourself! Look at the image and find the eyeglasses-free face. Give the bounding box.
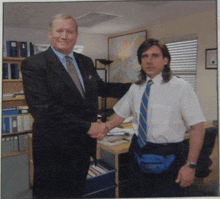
[49,18,78,55]
[141,45,168,79]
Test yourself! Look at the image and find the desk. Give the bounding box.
[96,142,130,198]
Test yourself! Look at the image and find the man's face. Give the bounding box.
[141,45,169,79]
[49,18,78,55]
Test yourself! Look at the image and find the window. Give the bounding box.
[166,39,198,91]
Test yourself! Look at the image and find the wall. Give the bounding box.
[3,9,217,121]
[146,10,217,122]
[3,27,108,62]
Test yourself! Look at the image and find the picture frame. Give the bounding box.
[108,30,147,82]
[205,48,217,69]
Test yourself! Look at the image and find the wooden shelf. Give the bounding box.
[2,131,32,138]
[3,96,25,101]
[3,57,26,62]
[2,150,29,158]
[3,79,22,82]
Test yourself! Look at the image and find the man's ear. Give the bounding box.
[164,57,169,65]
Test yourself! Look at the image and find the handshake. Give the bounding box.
[88,120,110,141]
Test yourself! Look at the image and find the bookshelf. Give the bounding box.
[3,57,26,108]
[2,57,31,158]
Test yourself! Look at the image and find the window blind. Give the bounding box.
[166,39,198,91]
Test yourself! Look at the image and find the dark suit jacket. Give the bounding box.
[21,47,130,197]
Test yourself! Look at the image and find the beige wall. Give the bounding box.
[3,27,109,62]
[145,10,217,122]
[3,10,217,121]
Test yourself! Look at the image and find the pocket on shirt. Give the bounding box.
[150,104,171,125]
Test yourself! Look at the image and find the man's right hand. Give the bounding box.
[88,120,108,140]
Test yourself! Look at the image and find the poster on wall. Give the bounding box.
[108,30,147,83]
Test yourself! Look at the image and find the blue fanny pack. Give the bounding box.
[134,153,176,174]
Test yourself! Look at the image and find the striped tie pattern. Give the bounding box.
[66,56,84,98]
[137,79,153,148]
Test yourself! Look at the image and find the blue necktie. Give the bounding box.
[137,79,153,148]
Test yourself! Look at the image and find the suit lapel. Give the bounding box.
[45,48,85,100]
[74,53,94,100]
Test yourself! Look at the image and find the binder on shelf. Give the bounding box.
[17,114,25,132]
[3,41,7,57]
[13,136,19,152]
[2,117,11,134]
[18,41,28,57]
[3,63,10,79]
[3,93,14,99]
[1,136,19,155]
[23,114,34,131]
[6,41,18,57]
[11,64,20,79]
[5,137,14,153]
[2,107,19,116]
[18,134,28,151]
[27,42,35,56]
[11,116,18,133]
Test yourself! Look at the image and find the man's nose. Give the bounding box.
[61,31,67,38]
[146,56,153,63]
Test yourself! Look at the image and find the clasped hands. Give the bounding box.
[88,120,109,140]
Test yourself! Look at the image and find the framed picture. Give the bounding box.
[108,30,147,83]
[205,48,217,69]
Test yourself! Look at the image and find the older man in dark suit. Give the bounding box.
[21,13,130,198]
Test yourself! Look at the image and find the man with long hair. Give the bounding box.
[106,38,205,197]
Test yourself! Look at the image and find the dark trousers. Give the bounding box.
[127,152,184,197]
[32,146,91,198]
[126,135,187,197]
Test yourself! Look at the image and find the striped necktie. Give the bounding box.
[65,56,84,98]
[137,79,153,148]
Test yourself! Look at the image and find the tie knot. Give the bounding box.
[147,79,153,86]
[65,56,71,61]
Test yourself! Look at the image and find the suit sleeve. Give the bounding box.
[21,58,91,135]
[82,56,131,99]
[95,72,131,98]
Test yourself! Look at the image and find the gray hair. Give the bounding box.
[49,14,78,32]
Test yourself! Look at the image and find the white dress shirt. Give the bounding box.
[113,74,206,143]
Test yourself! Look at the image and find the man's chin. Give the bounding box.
[57,47,72,55]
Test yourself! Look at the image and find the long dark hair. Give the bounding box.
[136,38,172,84]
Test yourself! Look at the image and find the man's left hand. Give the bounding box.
[175,164,196,187]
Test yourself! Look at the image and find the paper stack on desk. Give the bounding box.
[98,126,134,146]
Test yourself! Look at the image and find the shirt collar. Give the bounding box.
[146,73,163,85]
[51,46,75,60]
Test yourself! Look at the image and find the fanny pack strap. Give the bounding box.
[129,134,184,157]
